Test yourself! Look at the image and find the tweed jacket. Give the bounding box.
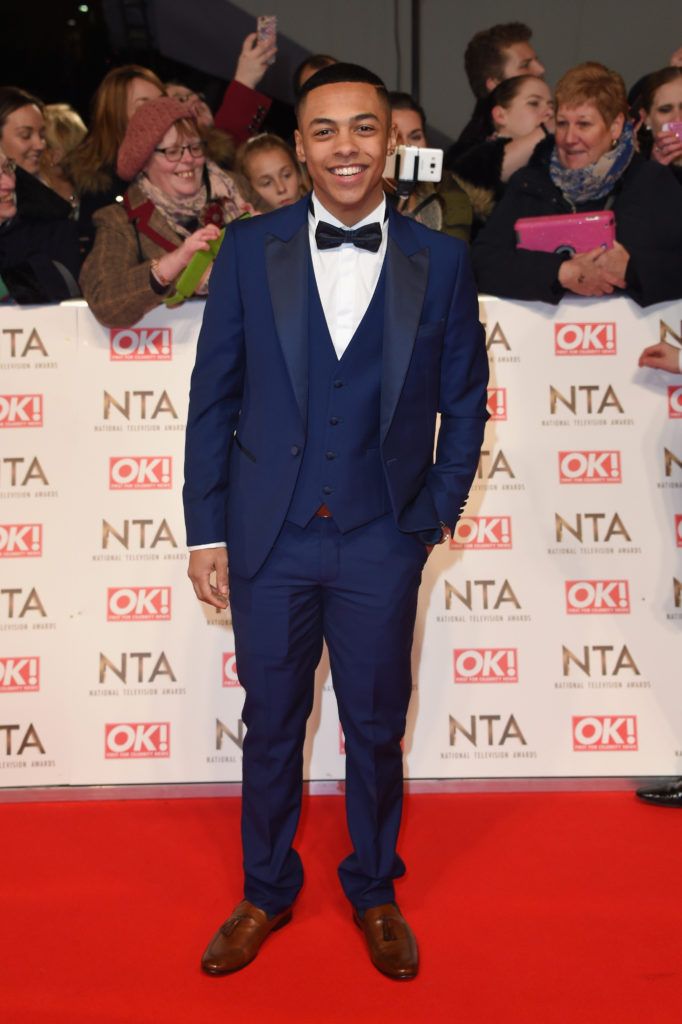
[79,181,184,328]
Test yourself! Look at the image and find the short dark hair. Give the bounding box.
[465,22,533,99]
[295,62,389,119]
[293,54,337,96]
[387,91,427,131]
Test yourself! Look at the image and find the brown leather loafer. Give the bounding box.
[353,903,419,980]
[201,899,292,975]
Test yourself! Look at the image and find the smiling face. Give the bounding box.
[143,124,205,200]
[245,146,302,208]
[555,102,624,169]
[0,104,46,175]
[492,78,553,139]
[295,80,395,225]
[643,79,682,134]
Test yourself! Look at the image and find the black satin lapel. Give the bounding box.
[381,237,429,441]
[265,225,309,426]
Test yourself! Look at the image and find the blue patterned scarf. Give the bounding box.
[549,122,635,206]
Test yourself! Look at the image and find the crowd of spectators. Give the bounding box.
[1,21,681,340]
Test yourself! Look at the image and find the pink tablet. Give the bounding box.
[515,211,616,255]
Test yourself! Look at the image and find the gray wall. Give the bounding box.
[234,0,682,141]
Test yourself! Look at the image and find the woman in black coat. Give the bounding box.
[472,62,682,307]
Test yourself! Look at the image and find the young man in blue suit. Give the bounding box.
[184,63,489,980]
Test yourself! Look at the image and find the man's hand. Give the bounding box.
[188,548,229,608]
[670,45,682,67]
[558,246,625,297]
[234,31,277,90]
[638,340,682,374]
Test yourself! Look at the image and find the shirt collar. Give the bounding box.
[309,191,386,231]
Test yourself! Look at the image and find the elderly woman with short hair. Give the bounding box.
[472,62,682,306]
[80,97,254,327]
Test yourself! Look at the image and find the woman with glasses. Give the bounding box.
[80,97,255,327]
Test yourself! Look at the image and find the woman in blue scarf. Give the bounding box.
[472,62,682,306]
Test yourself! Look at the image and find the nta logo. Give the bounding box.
[109,456,172,489]
[105,722,170,758]
[554,322,616,356]
[450,516,512,550]
[565,579,630,615]
[572,715,637,751]
[0,723,45,756]
[453,648,518,684]
[449,714,527,746]
[0,394,43,428]
[109,327,172,361]
[559,450,621,484]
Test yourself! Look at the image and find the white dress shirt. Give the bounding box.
[309,192,388,359]
[189,192,388,551]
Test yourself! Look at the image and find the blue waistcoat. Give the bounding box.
[286,257,390,531]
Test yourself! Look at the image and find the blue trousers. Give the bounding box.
[228,513,427,914]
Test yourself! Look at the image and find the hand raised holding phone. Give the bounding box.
[234,19,277,90]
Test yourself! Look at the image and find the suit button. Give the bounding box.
[329,416,340,425]
[322,486,333,495]
[333,379,343,388]
[325,451,337,460]
[291,445,300,456]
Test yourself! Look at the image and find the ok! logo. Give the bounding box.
[558,450,621,484]
[106,587,171,622]
[109,457,172,490]
[109,327,172,361]
[0,394,43,428]
[565,579,630,615]
[554,322,617,356]
[0,524,42,558]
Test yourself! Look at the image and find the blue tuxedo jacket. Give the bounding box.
[183,195,489,579]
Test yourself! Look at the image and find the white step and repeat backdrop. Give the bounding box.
[0,296,680,787]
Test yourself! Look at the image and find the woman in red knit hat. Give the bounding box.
[80,96,255,327]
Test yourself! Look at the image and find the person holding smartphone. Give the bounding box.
[639,67,682,183]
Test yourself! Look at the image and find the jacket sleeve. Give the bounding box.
[183,225,245,546]
[621,165,682,307]
[213,80,271,144]
[471,185,568,304]
[79,207,169,328]
[420,245,489,537]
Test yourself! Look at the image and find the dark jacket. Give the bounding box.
[0,170,81,303]
[472,137,682,306]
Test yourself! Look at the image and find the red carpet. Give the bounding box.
[1,791,681,1023]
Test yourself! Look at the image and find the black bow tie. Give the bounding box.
[315,220,383,253]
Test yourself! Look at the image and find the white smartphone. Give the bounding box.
[384,145,443,183]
